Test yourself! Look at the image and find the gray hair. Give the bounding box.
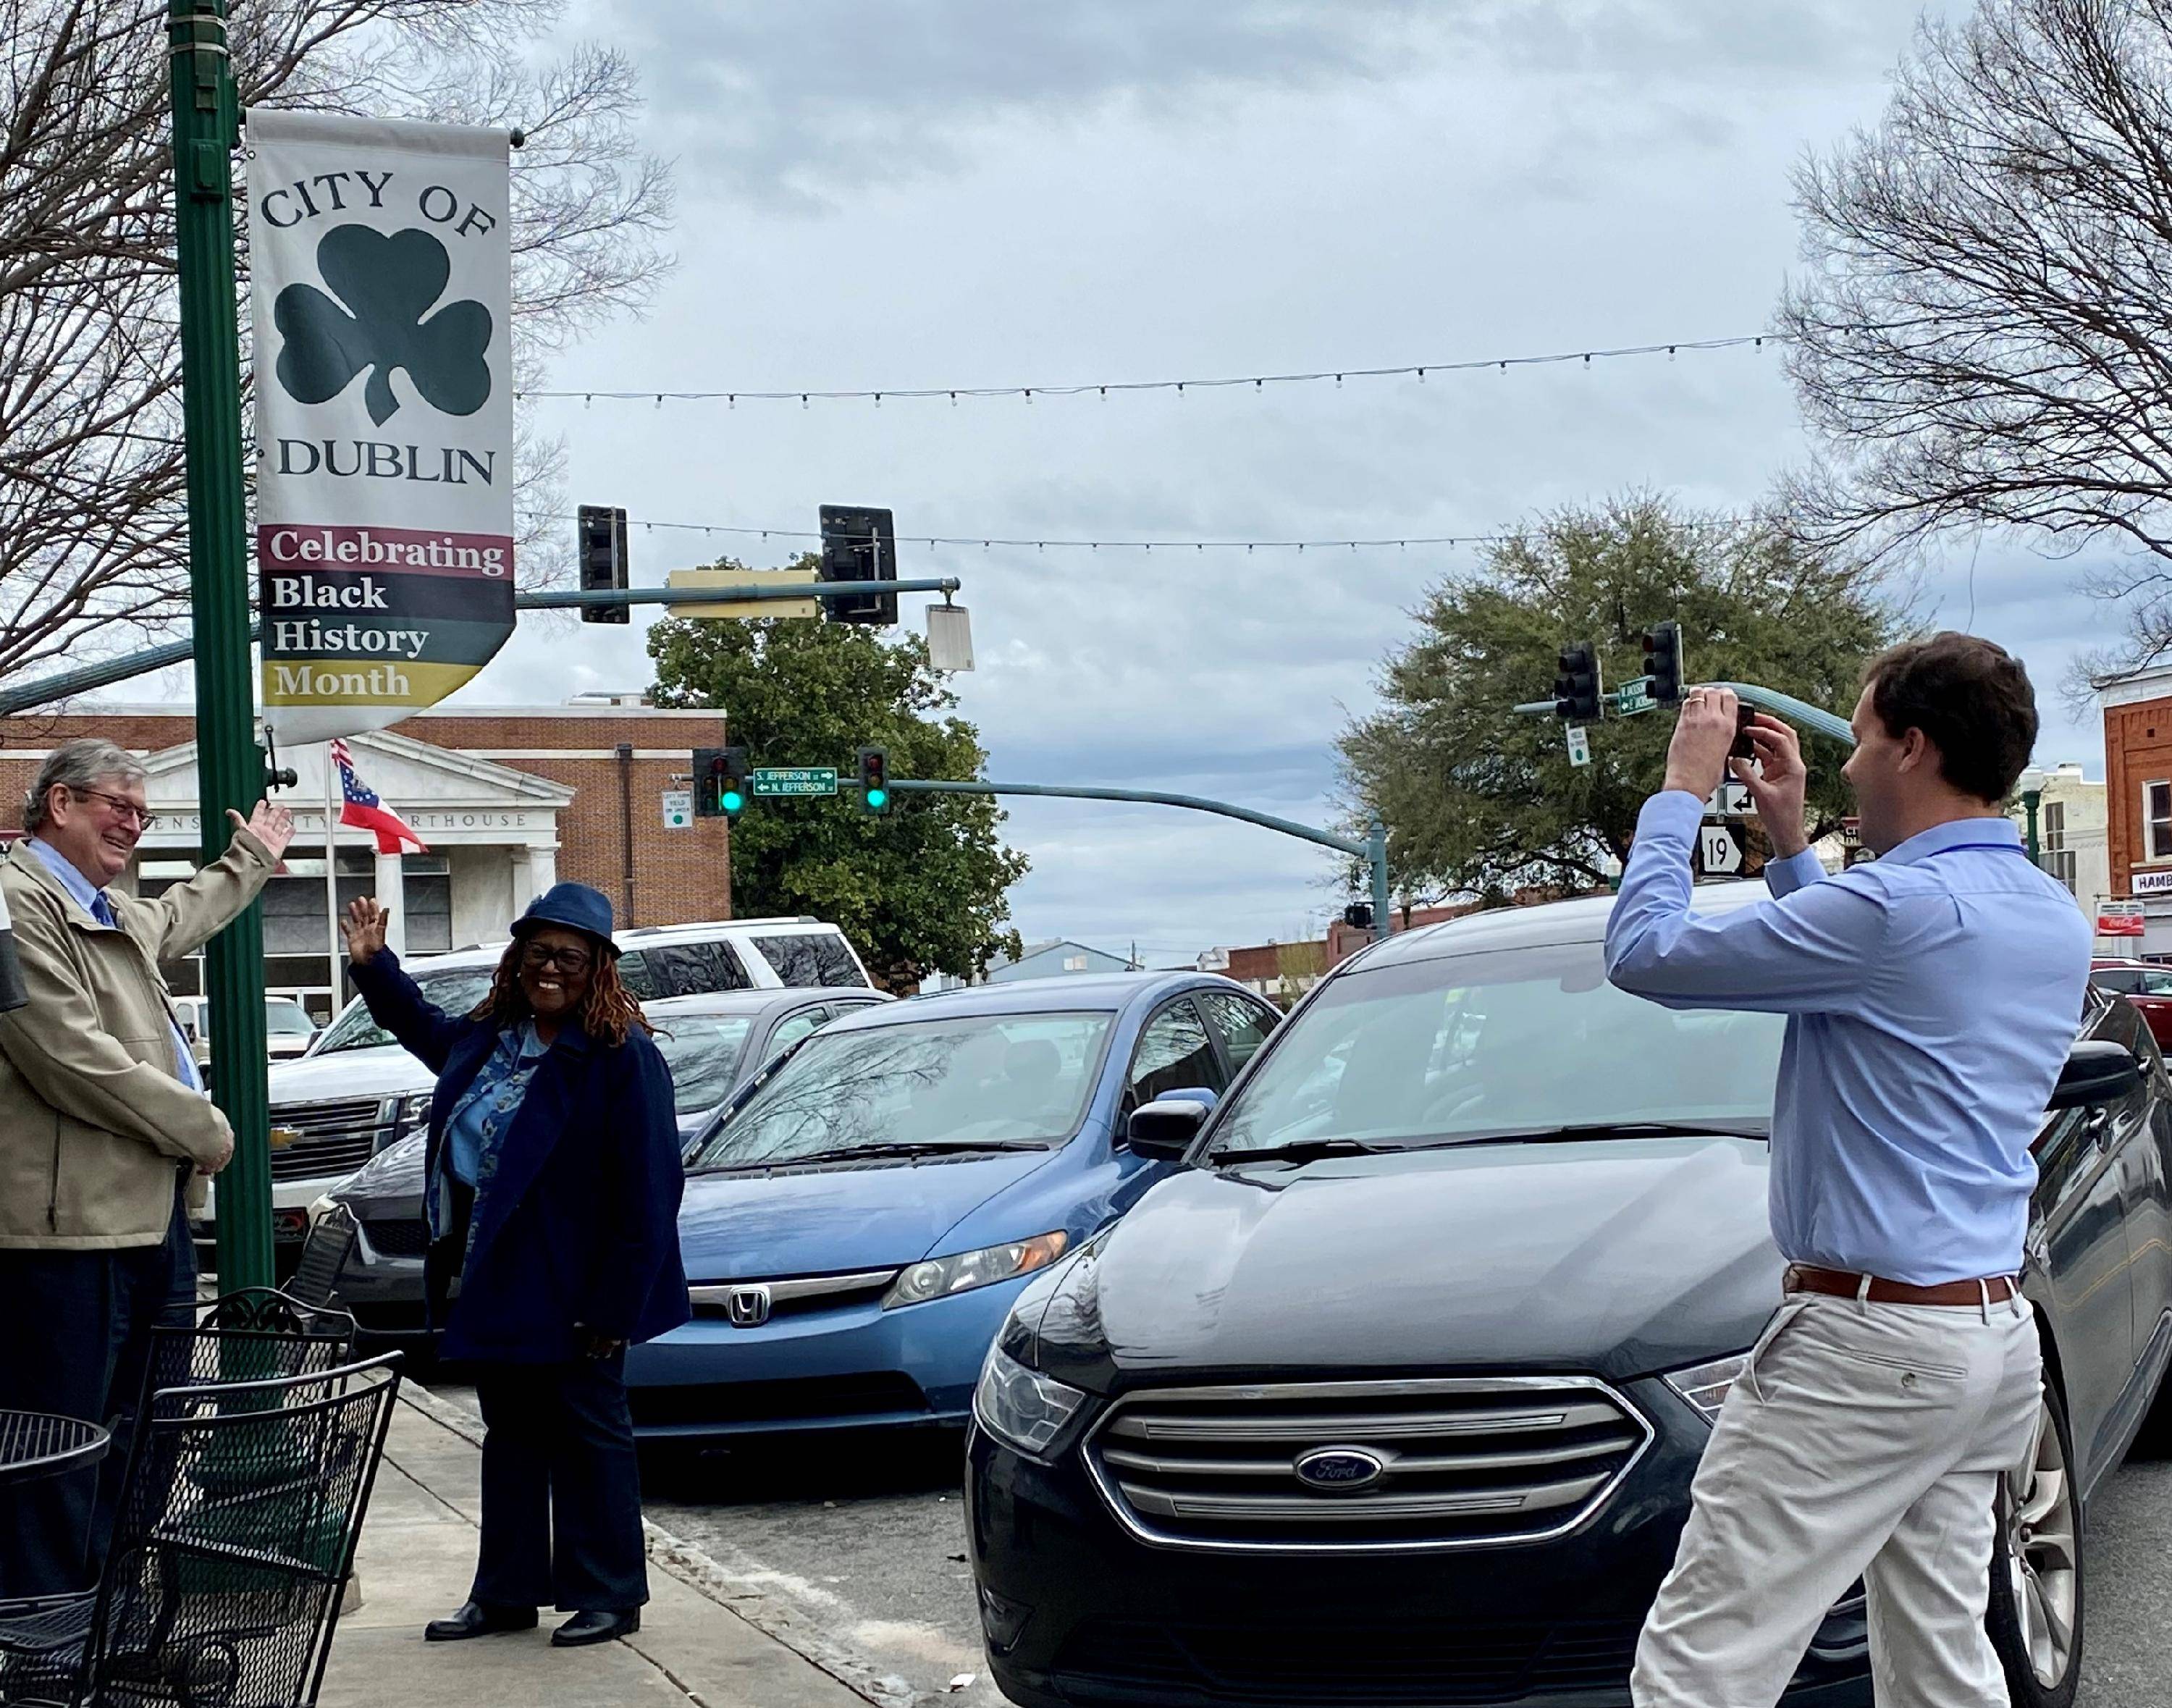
[23,739,148,835]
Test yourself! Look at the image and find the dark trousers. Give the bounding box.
[471,1352,648,1613]
[0,1175,196,1599]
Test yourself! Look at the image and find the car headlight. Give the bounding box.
[383,1090,432,1149]
[1663,1352,1751,1426]
[973,1345,1087,1459]
[881,1232,1068,1310]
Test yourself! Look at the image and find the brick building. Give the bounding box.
[2100,664,2172,954]
[0,695,733,1014]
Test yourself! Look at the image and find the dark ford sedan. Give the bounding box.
[967,886,2172,1708]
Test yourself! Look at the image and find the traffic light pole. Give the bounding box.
[169,0,274,1290]
[1514,681,1857,749]
[888,780,1393,943]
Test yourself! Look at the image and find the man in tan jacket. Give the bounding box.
[0,738,292,1596]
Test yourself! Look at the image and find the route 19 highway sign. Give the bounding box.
[1698,824,1744,877]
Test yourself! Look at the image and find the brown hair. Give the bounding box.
[470,934,654,1048]
[1864,631,2038,804]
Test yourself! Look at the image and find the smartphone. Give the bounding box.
[1730,705,1756,761]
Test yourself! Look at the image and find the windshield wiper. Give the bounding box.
[697,1139,1049,1172]
[1211,1137,1399,1164]
[1444,1119,1769,1146]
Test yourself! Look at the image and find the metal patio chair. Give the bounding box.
[0,1356,401,1708]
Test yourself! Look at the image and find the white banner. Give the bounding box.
[248,110,515,744]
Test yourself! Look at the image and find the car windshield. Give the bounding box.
[265,999,316,1036]
[1209,940,1785,1158]
[689,1011,1115,1170]
[313,965,497,1053]
[649,1014,757,1116]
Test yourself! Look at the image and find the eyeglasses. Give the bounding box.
[73,788,158,832]
[521,941,594,975]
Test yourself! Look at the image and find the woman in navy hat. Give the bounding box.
[340,881,688,1649]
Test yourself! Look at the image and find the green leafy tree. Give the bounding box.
[1338,496,1898,900]
[647,556,1027,989]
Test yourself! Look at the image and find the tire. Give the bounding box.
[1986,1379,2083,1708]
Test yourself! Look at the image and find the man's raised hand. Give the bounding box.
[230,801,297,860]
[1734,716,1809,859]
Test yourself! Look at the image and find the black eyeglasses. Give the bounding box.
[73,788,158,832]
[521,941,594,975]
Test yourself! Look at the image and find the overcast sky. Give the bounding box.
[192,1,2126,963]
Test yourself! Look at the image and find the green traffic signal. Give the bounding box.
[864,787,888,810]
[859,746,890,815]
[721,788,745,815]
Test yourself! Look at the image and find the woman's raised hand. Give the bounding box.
[341,896,390,964]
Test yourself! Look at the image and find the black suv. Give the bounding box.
[965,886,2172,1708]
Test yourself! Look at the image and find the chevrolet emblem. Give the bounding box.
[268,1126,301,1151]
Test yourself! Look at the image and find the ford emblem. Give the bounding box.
[1294,1446,1385,1492]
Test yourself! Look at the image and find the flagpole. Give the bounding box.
[324,743,342,1018]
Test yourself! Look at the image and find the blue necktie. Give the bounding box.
[90,892,117,929]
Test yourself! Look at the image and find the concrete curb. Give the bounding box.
[395,1379,936,1708]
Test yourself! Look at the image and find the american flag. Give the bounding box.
[329,739,429,855]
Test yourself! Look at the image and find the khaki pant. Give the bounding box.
[1633,1290,2042,1708]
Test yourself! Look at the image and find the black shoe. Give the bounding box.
[424,1601,538,1641]
[551,1609,640,1648]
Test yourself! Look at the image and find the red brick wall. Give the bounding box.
[2106,694,2172,898]
[0,707,735,928]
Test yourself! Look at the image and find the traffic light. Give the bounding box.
[818,505,899,626]
[694,746,749,818]
[577,505,628,624]
[1643,620,1686,706]
[858,747,890,815]
[1552,641,1602,723]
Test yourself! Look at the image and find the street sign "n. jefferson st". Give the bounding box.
[750,767,841,798]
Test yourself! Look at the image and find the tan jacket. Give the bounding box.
[0,828,277,1249]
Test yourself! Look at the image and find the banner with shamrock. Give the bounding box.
[247,110,515,744]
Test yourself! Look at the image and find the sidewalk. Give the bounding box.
[319,1386,896,1708]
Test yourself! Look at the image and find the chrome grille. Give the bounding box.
[1085,1376,1652,1554]
[687,1268,898,1321]
[269,1096,390,1183]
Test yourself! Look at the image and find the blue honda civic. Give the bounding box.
[626,973,1281,1439]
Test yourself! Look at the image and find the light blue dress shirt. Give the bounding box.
[26,836,205,1095]
[1604,791,2092,1287]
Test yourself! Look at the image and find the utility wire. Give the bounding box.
[557,512,1507,553]
[518,331,1788,409]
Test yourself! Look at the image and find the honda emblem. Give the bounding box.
[726,1284,772,1327]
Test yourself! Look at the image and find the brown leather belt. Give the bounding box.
[1783,1263,2019,1307]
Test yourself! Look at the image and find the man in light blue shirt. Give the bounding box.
[1605,634,2089,1708]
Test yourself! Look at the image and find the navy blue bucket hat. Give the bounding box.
[510,881,619,956]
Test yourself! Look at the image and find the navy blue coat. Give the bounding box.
[350,948,690,1363]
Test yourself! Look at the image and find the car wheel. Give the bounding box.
[1986,1381,2082,1708]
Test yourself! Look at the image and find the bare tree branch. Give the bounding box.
[1783,0,2172,664]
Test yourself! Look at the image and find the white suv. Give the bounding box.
[195,917,872,1266]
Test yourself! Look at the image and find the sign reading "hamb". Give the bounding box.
[248,109,516,743]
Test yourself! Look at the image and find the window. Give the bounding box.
[637,942,754,998]
[2039,802,2076,893]
[1064,955,1089,972]
[769,1010,826,1054]
[648,1014,758,1116]
[315,965,497,1053]
[1199,991,1276,1072]
[691,1012,1117,1168]
[1124,1001,1224,1114]
[2148,782,2172,862]
[404,861,452,954]
[2094,968,2142,996]
[754,932,868,988]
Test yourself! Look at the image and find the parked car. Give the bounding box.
[172,993,319,1068]
[628,973,1281,1440]
[2092,956,2172,1052]
[193,914,873,1271]
[967,887,2172,1708]
[320,986,890,1340]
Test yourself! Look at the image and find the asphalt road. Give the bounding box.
[436,1384,2172,1707]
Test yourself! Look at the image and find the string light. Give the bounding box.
[541,512,1507,554]
[513,329,1793,408]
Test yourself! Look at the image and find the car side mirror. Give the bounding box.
[1126,1090,1217,1161]
[2047,1040,2144,1111]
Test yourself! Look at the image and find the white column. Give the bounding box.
[510,846,537,914]
[374,849,408,959]
[529,842,557,896]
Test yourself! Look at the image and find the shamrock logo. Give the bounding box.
[272,225,492,426]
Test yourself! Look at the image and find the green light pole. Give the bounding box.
[169,0,274,1290]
